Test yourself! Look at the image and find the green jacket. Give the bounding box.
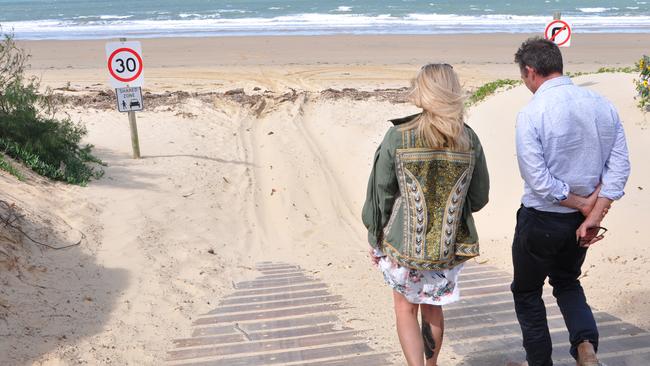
[362,114,490,270]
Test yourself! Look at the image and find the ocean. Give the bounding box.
[1,0,649,40]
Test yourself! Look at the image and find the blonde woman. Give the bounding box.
[362,63,489,366]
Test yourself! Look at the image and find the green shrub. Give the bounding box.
[634,55,650,111]
[596,66,635,74]
[0,32,103,185]
[0,154,24,181]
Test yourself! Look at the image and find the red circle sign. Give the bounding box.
[545,20,571,46]
[107,47,143,83]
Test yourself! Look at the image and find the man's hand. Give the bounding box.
[560,185,601,217]
[576,217,604,248]
[579,185,601,217]
[576,196,613,248]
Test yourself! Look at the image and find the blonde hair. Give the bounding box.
[402,63,470,151]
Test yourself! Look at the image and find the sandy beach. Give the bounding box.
[1,33,649,365]
[19,33,650,93]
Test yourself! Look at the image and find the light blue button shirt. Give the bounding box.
[516,76,631,213]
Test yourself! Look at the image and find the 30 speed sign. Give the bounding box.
[105,41,144,88]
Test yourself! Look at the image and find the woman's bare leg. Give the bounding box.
[393,290,425,366]
[420,304,444,366]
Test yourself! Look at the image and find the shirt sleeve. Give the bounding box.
[361,128,399,248]
[515,111,570,203]
[599,107,631,200]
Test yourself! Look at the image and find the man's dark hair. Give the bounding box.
[514,37,563,76]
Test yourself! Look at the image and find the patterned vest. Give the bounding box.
[382,128,478,270]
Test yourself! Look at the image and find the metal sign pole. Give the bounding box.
[119,37,141,159]
[553,12,561,20]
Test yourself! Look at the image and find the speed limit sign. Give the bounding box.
[105,41,144,88]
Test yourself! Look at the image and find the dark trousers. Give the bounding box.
[511,206,599,366]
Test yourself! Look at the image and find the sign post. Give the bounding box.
[545,13,572,48]
[106,38,144,159]
[127,106,141,159]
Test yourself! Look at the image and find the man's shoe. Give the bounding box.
[505,362,528,366]
[576,341,599,366]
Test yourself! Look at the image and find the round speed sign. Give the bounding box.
[105,41,144,88]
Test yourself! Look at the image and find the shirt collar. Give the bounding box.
[389,113,421,126]
[534,75,572,96]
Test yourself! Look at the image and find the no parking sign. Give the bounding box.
[105,41,144,88]
[545,19,572,48]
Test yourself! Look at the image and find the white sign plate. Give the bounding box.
[106,41,144,88]
[545,20,572,48]
[116,87,143,112]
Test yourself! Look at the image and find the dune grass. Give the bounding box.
[0,32,103,185]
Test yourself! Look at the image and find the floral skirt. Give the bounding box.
[374,249,463,305]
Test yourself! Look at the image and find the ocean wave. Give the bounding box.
[99,15,133,20]
[334,6,353,12]
[578,8,606,13]
[5,13,650,40]
[217,9,249,14]
[72,15,134,21]
[177,13,221,19]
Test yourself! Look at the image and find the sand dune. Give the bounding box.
[1,61,649,365]
[0,89,412,364]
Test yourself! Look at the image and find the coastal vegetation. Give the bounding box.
[634,55,650,111]
[467,65,639,108]
[0,33,103,185]
[466,79,521,106]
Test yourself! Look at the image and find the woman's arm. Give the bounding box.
[361,128,399,248]
[466,128,490,212]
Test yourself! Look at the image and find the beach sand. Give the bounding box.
[1,34,649,365]
[20,34,650,93]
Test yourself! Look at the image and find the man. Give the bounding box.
[509,38,630,366]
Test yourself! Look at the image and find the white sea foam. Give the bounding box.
[578,7,611,13]
[6,13,650,40]
[217,9,248,14]
[335,6,352,12]
[98,15,133,20]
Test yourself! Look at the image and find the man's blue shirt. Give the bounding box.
[516,76,631,213]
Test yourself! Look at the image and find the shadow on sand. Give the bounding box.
[0,196,128,366]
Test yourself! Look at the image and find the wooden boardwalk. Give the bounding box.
[446,263,650,366]
[166,262,394,365]
[168,261,649,365]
